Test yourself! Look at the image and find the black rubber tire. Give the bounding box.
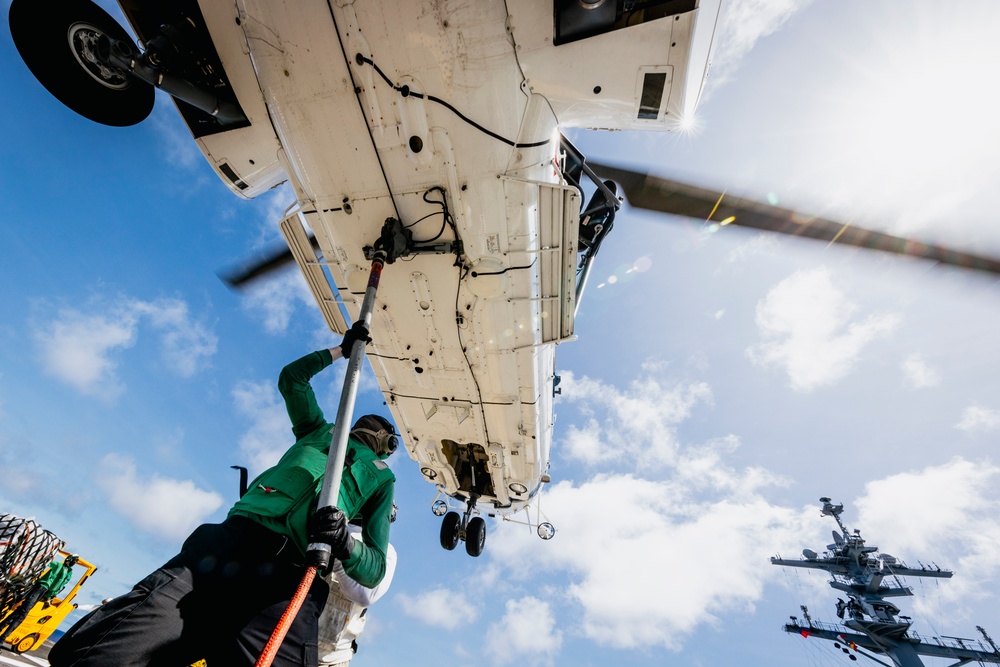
[9,0,154,126]
[465,516,486,557]
[440,511,461,551]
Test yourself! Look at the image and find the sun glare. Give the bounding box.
[805,3,1000,233]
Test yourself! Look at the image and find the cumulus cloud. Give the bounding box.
[97,453,224,542]
[557,370,713,468]
[901,353,940,389]
[954,405,1000,435]
[855,458,1000,613]
[34,296,216,400]
[486,596,562,665]
[35,308,137,400]
[746,267,899,391]
[233,379,293,474]
[490,475,813,650]
[488,363,818,652]
[397,588,478,630]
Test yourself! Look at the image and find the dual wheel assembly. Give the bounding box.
[439,511,486,557]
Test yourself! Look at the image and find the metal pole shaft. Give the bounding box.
[306,250,386,566]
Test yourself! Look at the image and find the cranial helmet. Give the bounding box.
[350,414,399,458]
[65,554,79,567]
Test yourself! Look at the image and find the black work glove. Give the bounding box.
[340,321,372,359]
[307,505,355,562]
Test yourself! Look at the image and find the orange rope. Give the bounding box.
[254,565,317,667]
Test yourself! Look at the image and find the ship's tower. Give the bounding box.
[772,498,1000,667]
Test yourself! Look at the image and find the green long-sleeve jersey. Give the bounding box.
[229,349,395,587]
[37,561,73,596]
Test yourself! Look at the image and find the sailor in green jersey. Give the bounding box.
[229,342,396,587]
[50,321,399,667]
[1,554,78,642]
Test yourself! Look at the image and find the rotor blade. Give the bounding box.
[588,161,1000,276]
[218,234,320,289]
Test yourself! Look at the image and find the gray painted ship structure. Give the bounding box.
[771,498,1000,667]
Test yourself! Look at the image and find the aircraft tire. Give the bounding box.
[465,517,486,557]
[440,511,461,550]
[9,0,154,126]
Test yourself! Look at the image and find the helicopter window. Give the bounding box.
[638,72,667,119]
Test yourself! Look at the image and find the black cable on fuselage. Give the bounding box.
[356,54,549,149]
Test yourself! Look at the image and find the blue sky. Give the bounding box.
[3,1,1000,666]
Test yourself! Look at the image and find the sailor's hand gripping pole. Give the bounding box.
[306,247,388,571]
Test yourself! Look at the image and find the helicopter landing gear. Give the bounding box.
[440,511,461,550]
[436,494,487,557]
[9,0,154,126]
[465,516,486,557]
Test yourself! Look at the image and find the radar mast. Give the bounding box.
[771,498,1000,667]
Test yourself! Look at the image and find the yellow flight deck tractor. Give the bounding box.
[0,514,96,655]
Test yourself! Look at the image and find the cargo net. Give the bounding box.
[0,514,64,621]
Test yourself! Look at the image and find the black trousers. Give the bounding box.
[1,583,45,641]
[48,516,328,667]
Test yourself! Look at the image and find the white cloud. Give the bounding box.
[725,234,779,264]
[855,458,1000,614]
[490,475,813,650]
[485,596,562,666]
[486,361,830,653]
[149,98,202,169]
[397,588,478,630]
[711,0,817,86]
[132,299,217,377]
[241,268,316,334]
[901,353,940,389]
[97,453,224,542]
[233,379,294,474]
[557,370,713,468]
[954,405,1000,435]
[746,267,899,391]
[34,296,217,400]
[35,308,138,400]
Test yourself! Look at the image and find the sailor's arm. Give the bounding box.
[277,349,333,439]
[340,483,395,588]
[277,322,371,439]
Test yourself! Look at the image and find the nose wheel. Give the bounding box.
[437,495,487,557]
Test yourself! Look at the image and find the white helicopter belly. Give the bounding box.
[212,0,574,514]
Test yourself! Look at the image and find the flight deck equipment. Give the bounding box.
[772,498,1000,667]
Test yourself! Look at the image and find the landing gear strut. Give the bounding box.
[9,0,246,127]
[437,494,487,557]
